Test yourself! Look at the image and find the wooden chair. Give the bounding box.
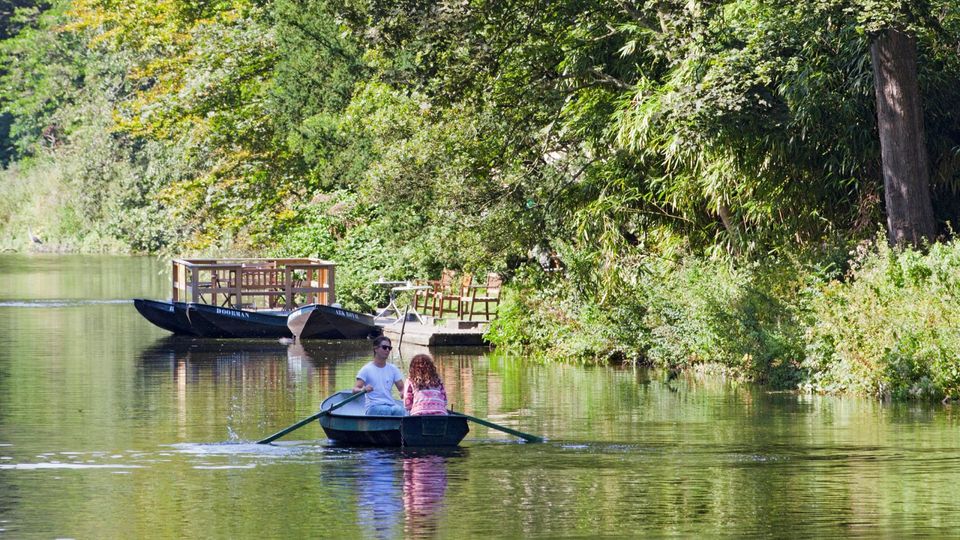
[436,272,472,318]
[205,269,238,307]
[426,269,456,317]
[461,272,502,321]
[412,278,434,315]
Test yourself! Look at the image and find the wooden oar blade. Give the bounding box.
[256,390,365,444]
[256,412,322,444]
[451,411,544,443]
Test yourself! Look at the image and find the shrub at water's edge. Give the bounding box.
[803,240,960,401]
[489,240,960,401]
[487,254,812,389]
[7,0,960,401]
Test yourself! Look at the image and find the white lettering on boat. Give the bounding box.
[215,308,250,319]
[334,308,360,320]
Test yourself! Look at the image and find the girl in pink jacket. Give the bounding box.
[403,354,448,416]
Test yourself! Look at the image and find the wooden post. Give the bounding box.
[171,261,178,301]
[285,266,293,308]
[190,267,199,303]
[307,268,315,305]
[233,266,242,309]
[328,265,336,305]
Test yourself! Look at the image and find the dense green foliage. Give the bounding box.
[2,0,960,399]
[805,240,960,400]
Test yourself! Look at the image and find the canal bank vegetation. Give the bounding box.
[2,0,960,400]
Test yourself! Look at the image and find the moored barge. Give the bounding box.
[134,258,380,339]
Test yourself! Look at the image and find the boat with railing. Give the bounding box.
[133,258,380,339]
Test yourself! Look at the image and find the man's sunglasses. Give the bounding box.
[378,345,393,351]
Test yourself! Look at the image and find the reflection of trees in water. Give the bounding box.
[426,348,485,414]
[132,337,375,440]
[134,337,376,387]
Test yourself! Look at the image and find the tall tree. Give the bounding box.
[871,27,936,247]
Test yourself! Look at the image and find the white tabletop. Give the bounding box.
[373,280,409,288]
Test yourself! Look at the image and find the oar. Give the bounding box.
[449,411,544,443]
[256,391,365,444]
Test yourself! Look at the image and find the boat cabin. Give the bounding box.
[170,258,335,311]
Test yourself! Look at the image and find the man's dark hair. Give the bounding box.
[372,335,391,348]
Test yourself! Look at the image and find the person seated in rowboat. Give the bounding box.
[353,335,406,416]
[402,354,448,416]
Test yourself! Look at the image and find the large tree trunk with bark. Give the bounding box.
[871,28,936,247]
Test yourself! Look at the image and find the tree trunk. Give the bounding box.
[871,28,936,247]
[717,203,740,255]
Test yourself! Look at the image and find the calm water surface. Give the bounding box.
[1,255,959,538]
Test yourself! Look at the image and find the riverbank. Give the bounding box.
[3,167,960,403]
[5,145,960,402]
[486,239,960,402]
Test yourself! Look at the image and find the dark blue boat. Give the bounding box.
[133,299,227,337]
[318,391,469,447]
[187,303,292,339]
[133,299,193,335]
[135,299,380,339]
[287,304,381,340]
[134,258,380,339]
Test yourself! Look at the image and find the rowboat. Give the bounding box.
[134,258,380,339]
[287,303,379,340]
[318,391,470,447]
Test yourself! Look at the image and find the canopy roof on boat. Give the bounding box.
[170,258,336,309]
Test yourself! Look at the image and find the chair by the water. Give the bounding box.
[461,272,502,321]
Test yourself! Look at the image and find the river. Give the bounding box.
[0,254,958,538]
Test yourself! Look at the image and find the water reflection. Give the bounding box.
[402,450,451,539]
[357,450,403,540]
[133,337,376,443]
[135,336,374,386]
[332,448,457,540]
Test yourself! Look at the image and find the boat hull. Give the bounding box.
[134,300,379,339]
[133,299,200,336]
[188,303,292,339]
[287,304,381,340]
[318,392,468,447]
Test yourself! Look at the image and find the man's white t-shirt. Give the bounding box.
[356,361,404,412]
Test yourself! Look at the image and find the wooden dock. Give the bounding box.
[380,319,490,346]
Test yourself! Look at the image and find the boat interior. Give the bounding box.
[323,390,406,417]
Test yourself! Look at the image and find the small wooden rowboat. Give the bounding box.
[318,391,469,447]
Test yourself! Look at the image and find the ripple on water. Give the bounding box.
[0,299,131,308]
[0,463,142,470]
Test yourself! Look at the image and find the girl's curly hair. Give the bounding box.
[408,354,442,389]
